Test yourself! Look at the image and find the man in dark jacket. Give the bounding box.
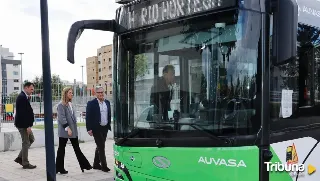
[149,65,175,121]
[86,86,111,172]
[14,82,36,169]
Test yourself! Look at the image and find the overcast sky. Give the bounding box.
[0,0,120,83]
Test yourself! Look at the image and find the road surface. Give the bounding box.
[0,140,115,181]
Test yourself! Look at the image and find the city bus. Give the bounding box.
[66,0,320,180]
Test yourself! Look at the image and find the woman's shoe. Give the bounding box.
[56,169,68,174]
[81,166,92,172]
[93,164,102,170]
[101,167,111,172]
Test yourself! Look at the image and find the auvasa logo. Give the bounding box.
[198,156,247,167]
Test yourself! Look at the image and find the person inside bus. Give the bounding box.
[148,64,175,122]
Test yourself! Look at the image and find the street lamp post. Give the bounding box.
[105,81,108,96]
[57,75,60,99]
[81,65,84,97]
[40,0,56,180]
[18,52,24,90]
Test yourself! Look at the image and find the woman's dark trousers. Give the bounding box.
[56,137,91,172]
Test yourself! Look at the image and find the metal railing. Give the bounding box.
[0,90,315,132]
[0,95,113,132]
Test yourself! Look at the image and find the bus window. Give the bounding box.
[270,23,320,130]
[117,10,261,137]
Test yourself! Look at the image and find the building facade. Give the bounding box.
[0,46,22,97]
[86,44,113,99]
[86,56,98,90]
[0,46,22,117]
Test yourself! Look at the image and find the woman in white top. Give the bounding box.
[55,87,92,174]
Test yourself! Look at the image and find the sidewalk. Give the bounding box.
[0,139,115,181]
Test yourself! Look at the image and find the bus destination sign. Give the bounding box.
[296,0,320,28]
[124,0,236,29]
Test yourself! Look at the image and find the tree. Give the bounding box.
[134,54,149,80]
[31,74,65,101]
[271,23,320,106]
[8,92,19,103]
[200,73,207,101]
[278,23,320,80]
[51,74,65,100]
[241,75,249,98]
[132,54,149,118]
[235,76,241,97]
[23,80,31,84]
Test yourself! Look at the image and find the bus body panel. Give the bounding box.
[114,137,319,181]
[113,143,317,181]
[114,144,260,181]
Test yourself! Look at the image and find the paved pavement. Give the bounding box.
[0,139,115,181]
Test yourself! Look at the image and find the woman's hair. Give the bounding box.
[61,87,73,105]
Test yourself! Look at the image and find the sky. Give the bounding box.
[0,0,120,83]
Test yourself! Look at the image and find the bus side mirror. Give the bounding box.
[67,20,122,64]
[272,0,298,65]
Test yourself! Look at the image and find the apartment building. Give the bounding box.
[86,56,98,90]
[0,46,22,97]
[86,44,113,99]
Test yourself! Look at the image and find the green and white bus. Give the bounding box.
[66,0,320,180]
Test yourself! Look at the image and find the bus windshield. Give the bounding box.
[115,9,262,139]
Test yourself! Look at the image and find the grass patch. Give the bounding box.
[33,122,86,129]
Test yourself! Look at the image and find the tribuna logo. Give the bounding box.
[264,162,305,172]
[265,143,306,177]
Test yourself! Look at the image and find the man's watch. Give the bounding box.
[65,127,69,131]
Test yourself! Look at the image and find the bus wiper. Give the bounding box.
[145,122,232,145]
[116,128,141,145]
[116,124,232,145]
[185,123,232,145]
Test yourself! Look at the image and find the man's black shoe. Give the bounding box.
[23,164,37,169]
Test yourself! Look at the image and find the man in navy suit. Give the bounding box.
[86,86,111,172]
[14,82,36,169]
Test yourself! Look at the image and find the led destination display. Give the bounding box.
[120,0,236,29]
